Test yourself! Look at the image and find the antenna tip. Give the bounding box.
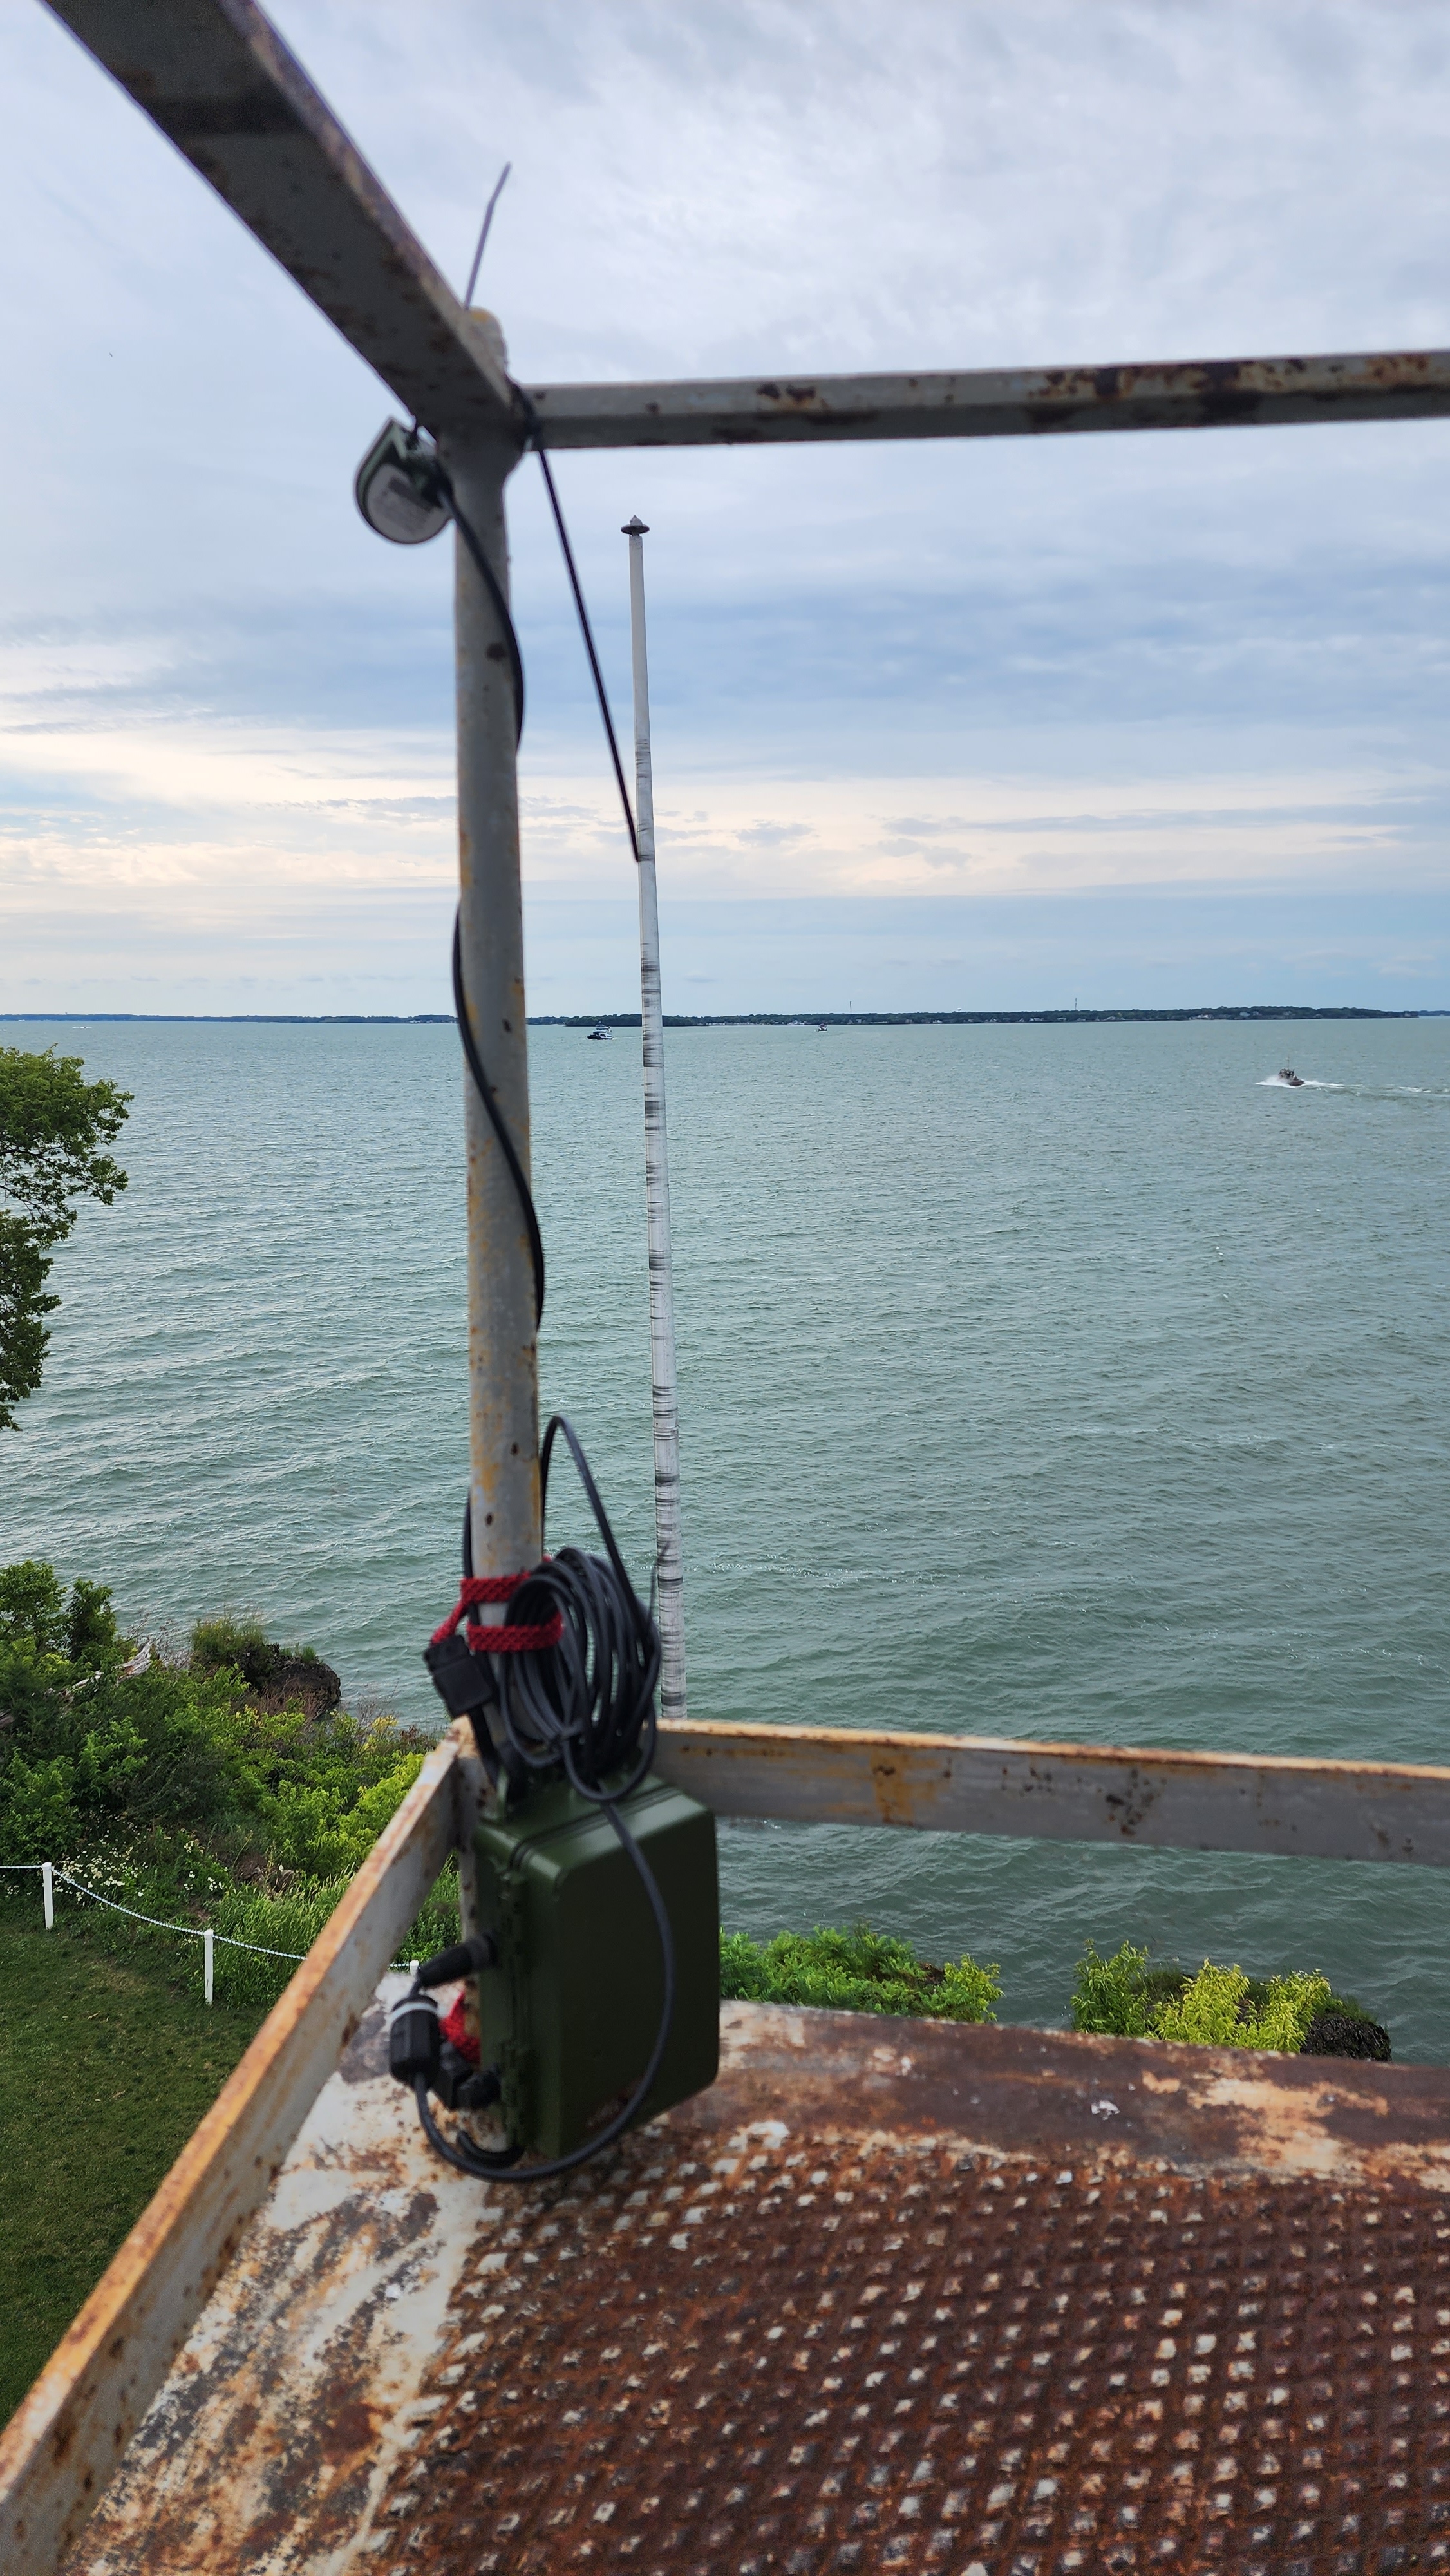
[621,516,649,536]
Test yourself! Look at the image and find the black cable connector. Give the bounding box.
[415,1933,498,1987]
[424,1625,499,1719]
[388,1992,441,2088]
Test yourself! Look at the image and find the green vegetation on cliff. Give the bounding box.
[0,1559,457,2005]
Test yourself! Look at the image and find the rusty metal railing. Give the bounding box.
[6,1712,1450,2575]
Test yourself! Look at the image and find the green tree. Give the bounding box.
[0,1047,131,1432]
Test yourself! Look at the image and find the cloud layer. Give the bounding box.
[2,0,1448,1010]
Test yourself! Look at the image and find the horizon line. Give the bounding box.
[0,1005,1441,1028]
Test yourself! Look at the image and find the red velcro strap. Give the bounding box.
[429,1565,561,1653]
[464,1615,564,1654]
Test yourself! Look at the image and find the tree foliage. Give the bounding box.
[0,1047,131,1430]
[0,1560,424,1872]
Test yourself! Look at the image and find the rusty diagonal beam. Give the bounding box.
[39,0,1450,455]
[42,0,520,440]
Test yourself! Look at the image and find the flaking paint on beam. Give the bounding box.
[522,345,1450,448]
[653,1720,1450,1867]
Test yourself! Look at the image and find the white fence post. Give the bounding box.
[203,1929,214,2008]
[42,1864,53,1931]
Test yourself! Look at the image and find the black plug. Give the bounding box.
[388,1993,440,2087]
[415,1933,498,1989]
[435,2048,504,2114]
[458,2065,503,2114]
[424,1631,496,1717]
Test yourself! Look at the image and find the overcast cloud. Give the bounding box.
[2,0,1448,1012]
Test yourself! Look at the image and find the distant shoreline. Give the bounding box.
[0,1007,1441,1028]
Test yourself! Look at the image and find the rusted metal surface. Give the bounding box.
[655,1717,1450,1867]
[360,2117,1450,2574]
[701,2004,1450,2192]
[0,1726,475,2576]
[42,0,518,440]
[63,1978,485,2576]
[55,2000,1450,2573]
[524,345,1450,448]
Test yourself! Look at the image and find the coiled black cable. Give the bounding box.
[413,1414,675,2184]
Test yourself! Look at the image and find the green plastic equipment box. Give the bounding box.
[473,1771,720,2159]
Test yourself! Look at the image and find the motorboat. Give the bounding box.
[1278,1065,1304,1086]
[587,1024,611,1041]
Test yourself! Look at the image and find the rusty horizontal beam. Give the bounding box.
[522,345,1450,448]
[0,1725,480,2576]
[42,0,518,440]
[653,1719,1450,1866]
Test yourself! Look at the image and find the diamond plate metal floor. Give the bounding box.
[364,2114,1450,2575]
[69,2000,1450,2576]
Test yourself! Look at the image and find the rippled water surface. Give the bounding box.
[4,1016,1448,2048]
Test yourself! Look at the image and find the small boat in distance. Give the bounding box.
[1278,1065,1305,1086]
[587,1024,611,1041]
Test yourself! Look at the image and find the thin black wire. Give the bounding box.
[432,462,525,745]
[464,162,511,307]
[515,392,641,865]
[451,916,545,1325]
[409,415,679,2186]
[426,455,538,1315]
[429,404,643,1325]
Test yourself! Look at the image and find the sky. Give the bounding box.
[2,0,1449,1015]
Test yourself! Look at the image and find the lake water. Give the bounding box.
[4,1015,1448,2052]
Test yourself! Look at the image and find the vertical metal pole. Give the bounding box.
[203,1928,214,2008]
[42,1862,53,1930]
[444,343,538,1601]
[622,518,686,1721]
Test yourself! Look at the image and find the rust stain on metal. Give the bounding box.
[362,2100,1450,2573]
[1,1738,462,2576]
[524,345,1450,450]
[868,1750,922,1826]
[64,1987,482,2576]
[53,2002,1450,2573]
[653,1718,1450,1868]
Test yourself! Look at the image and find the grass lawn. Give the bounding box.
[0,1910,270,2428]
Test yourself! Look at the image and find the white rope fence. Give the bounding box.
[0,1862,418,2004]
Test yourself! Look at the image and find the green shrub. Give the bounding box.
[1153,1962,1330,2052]
[189,1613,270,1673]
[720,1922,999,2023]
[0,1557,457,2014]
[1071,1939,1154,2036]
[0,1559,427,1869]
[0,1751,77,1861]
[1072,1940,1355,2054]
